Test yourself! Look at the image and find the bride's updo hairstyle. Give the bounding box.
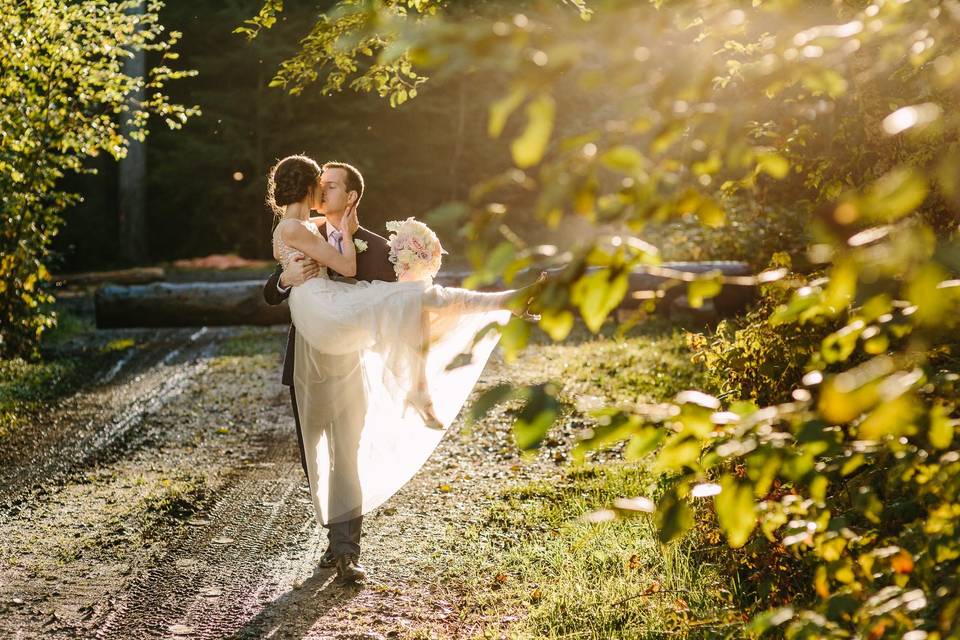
[266,154,322,216]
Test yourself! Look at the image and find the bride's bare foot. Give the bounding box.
[409,388,444,430]
[512,271,547,320]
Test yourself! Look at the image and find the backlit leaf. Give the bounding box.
[687,274,723,309]
[716,475,756,548]
[511,94,555,168]
[488,87,527,138]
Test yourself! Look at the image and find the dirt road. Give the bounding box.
[0,325,546,639]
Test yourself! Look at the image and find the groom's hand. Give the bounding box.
[279,253,319,288]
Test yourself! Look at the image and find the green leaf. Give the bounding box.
[696,198,725,228]
[499,316,530,362]
[488,87,527,138]
[655,491,693,544]
[486,242,517,277]
[821,320,864,364]
[771,289,821,325]
[821,259,857,315]
[510,94,555,168]
[625,427,665,460]
[600,145,644,173]
[858,395,920,440]
[654,436,701,472]
[467,383,518,425]
[862,167,928,222]
[513,384,560,450]
[574,410,639,460]
[929,403,955,450]
[748,607,795,636]
[756,152,789,179]
[570,269,628,333]
[906,263,950,326]
[539,309,575,341]
[687,274,722,309]
[715,475,756,548]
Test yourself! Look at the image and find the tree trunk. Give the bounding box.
[118,4,148,264]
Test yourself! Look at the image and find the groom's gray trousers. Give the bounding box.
[289,376,362,557]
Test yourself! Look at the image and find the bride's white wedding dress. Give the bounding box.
[274,220,513,525]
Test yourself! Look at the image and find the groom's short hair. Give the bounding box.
[323,161,364,201]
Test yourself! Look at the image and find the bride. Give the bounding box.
[268,155,535,564]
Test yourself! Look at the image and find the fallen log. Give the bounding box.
[623,260,756,317]
[95,261,756,329]
[442,260,756,317]
[55,267,166,287]
[95,280,289,328]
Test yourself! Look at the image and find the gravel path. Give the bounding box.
[0,325,555,639]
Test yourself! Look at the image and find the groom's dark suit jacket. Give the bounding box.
[262,223,397,387]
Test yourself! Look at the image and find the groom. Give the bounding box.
[263,161,396,583]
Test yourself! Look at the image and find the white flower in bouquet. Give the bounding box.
[386,217,447,282]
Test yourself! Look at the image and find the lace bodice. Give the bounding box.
[272,220,329,281]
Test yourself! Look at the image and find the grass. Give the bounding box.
[447,319,741,638]
[49,469,211,564]
[217,327,285,358]
[0,308,132,439]
[453,465,739,639]
[504,318,709,408]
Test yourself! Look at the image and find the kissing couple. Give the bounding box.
[262,155,541,583]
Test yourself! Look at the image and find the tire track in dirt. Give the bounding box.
[0,327,223,513]
[94,433,333,639]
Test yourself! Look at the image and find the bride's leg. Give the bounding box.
[410,274,545,429]
[409,309,444,430]
[421,284,526,314]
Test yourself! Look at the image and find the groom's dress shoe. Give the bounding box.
[318,547,336,569]
[336,554,367,584]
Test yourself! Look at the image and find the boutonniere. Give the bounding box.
[354,238,368,253]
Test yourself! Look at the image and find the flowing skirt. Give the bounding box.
[289,277,512,525]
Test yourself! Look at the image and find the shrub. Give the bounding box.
[0,0,196,357]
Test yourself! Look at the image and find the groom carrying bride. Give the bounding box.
[263,160,395,583]
[263,155,529,588]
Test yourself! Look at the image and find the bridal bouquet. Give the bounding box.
[386,217,447,282]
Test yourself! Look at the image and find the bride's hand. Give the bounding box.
[343,204,359,237]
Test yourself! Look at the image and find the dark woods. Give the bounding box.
[57,1,505,271]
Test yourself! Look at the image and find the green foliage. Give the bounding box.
[642,201,809,270]
[690,257,841,405]
[235,0,439,101]
[255,0,960,635]
[0,0,197,357]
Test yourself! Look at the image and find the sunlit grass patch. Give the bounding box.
[512,318,710,407]
[455,464,739,639]
[103,338,136,353]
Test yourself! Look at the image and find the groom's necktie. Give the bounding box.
[328,228,343,254]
